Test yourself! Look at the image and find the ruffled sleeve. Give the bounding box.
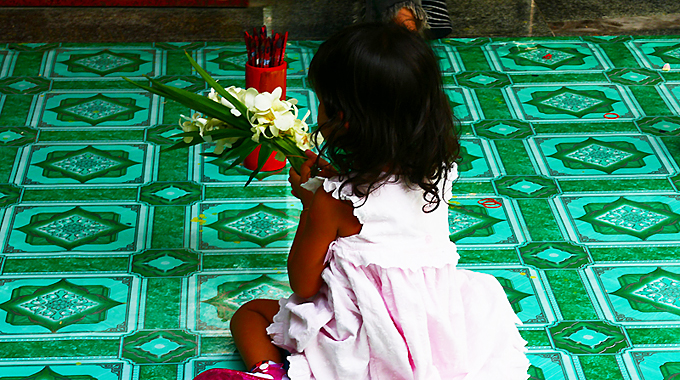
[322,177,367,225]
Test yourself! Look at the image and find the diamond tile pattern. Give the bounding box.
[1,38,680,379]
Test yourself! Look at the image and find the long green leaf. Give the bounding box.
[271,138,306,174]
[202,128,252,139]
[124,76,250,131]
[184,51,248,117]
[216,138,254,159]
[168,131,203,138]
[161,137,205,152]
[222,140,259,171]
[245,144,274,186]
[150,79,248,128]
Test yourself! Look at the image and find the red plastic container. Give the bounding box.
[245,62,287,98]
[243,62,287,171]
[243,145,286,172]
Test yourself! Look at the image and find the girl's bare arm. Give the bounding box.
[287,188,361,298]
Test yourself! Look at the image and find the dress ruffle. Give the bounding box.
[322,176,367,225]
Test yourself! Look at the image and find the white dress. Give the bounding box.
[267,167,530,379]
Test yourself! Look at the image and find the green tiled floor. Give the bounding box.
[1,37,680,379]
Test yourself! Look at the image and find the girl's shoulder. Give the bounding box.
[312,179,362,238]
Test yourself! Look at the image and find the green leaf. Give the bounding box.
[168,131,202,138]
[203,139,258,170]
[160,138,204,152]
[271,138,305,174]
[123,76,250,131]
[184,51,249,117]
[203,128,252,139]
[152,79,247,127]
[222,140,259,171]
[245,144,274,186]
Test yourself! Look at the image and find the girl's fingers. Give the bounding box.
[304,149,337,178]
[304,149,317,160]
[288,168,301,199]
[299,157,316,183]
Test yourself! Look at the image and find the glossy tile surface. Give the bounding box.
[1,38,680,379]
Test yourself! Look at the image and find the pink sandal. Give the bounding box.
[193,361,289,380]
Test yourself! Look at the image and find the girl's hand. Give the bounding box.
[289,150,337,208]
[304,150,338,178]
[289,160,314,208]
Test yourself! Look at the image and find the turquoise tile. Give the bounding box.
[0,361,133,379]
[17,142,154,187]
[187,272,290,334]
[505,84,642,123]
[527,134,674,178]
[466,266,557,326]
[44,47,163,79]
[2,202,147,254]
[484,41,612,73]
[627,39,680,71]
[31,91,159,129]
[458,137,501,180]
[526,350,579,380]
[0,274,140,336]
[584,265,680,326]
[448,196,526,248]
[552,194,680,245]
[192,201,300,250]
[622,350,680,380]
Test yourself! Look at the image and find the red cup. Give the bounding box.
[243,62,287,172]
[245,62,287,99]
[243,145,286,172]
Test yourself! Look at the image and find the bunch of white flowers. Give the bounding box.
[127,52,317,182]
[180,86,315,156]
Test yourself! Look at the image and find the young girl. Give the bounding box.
[195,23,529,380]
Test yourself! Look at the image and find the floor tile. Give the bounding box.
[528,134,674,178]
[44,47,162,79]
[0,360,133,380]
[585,264,680,326]
[1,202,147,254]
[0,274,140,337]
[621,349,680,380]
[30,91,159,129]
[553,194,680,245]
[484,41,612,73]
[187,272,291,334]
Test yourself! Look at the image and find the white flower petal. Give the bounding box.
[244,88,259,109]
[274,113,295,131]
[272,87,282,100]
[221,98,235,109]
[254,93,274,111]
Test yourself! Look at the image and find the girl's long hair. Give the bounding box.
[308,23,460,212]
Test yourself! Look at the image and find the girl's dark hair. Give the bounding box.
[308,22,460,212]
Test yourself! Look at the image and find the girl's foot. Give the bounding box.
[193,368,262,380]
[192,361,289,380]
[250,361,290,380]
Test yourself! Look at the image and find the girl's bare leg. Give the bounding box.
[230,299,282,369]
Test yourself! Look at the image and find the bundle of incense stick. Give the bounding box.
[244,26,288,68]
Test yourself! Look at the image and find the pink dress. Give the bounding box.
[267,167,530,379]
